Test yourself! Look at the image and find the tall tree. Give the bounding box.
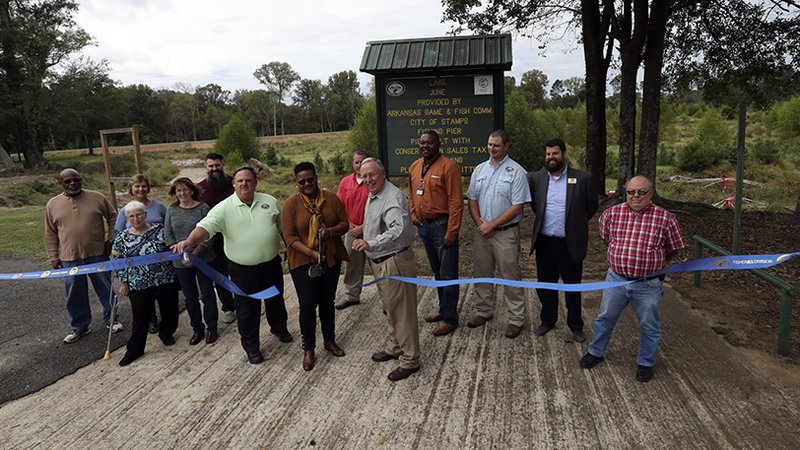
[293,78,327,132]
[518,69,549,108]
[443,0,613,195]
[253,61,300,135]
[327,70,363,130]
[0,0,91,167]
[43,57,120,153]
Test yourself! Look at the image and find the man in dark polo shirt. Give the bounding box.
[198,153,236,323]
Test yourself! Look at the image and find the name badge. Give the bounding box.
[568,178,577,184]
[416,182,424,196]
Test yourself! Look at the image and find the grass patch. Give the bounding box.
[0,207,47,260]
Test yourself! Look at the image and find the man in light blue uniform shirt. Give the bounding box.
[465,130,532,339]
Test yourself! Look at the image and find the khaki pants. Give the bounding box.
[369,248,420,369]
[343,232,366,301]
[472,226,526,326]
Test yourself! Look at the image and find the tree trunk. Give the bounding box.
[614,0,647,195]
[637,0,671,190]
[581,0,612,196]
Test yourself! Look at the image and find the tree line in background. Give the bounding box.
[0,1,364,168]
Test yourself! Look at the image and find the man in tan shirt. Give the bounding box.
[45,168,120,344]
[408,130,463,336]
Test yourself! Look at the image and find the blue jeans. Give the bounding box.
[588,269,664,367]
[63,255,115,332]
[174,267,218,333]
[418,217,459,326]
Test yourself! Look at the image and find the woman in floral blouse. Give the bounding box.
[112,200,179,366]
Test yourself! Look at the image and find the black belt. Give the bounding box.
[495,222,519,232]
[618,271,666,282]
[418,214,448,224]
[539,233,566,240]
[371,247,410,264]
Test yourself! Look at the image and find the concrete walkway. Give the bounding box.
[1,278,799,449]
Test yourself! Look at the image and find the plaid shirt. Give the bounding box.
[599,203,685,278]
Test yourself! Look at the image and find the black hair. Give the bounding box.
[294,162,316,175]
[546,138,567,153]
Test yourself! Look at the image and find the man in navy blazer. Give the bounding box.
[528,138,599,342]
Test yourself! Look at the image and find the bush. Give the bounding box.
[328,151,347,176]
[748,139,782,165]
[348,97,378,156]
[605,149,619,177]
[675,139,722,172]
[215,115,260,161]
[264,144,279,166]
[313,151,326,173]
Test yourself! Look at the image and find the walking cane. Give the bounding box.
[103,282,119,360]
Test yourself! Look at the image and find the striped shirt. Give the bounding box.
[600,203,685,278]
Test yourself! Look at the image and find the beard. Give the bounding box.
[207,170,226,190]
[546,158,565,173]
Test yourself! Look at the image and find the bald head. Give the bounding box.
[58,168,83,197]
[625,176,654,212]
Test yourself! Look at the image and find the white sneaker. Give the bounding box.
[106,322,124,333]
[63,329,91,344]
[221,310,236,324]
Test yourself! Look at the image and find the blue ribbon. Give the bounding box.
[3,251,796,296]
[363,252,800,292]
[0,251,281,300]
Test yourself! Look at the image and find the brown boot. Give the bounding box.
[303,350,315,371]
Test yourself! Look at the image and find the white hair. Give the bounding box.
[124,200,147,214]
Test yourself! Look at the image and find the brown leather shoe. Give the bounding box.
[423,313,443,323]
[505,324,522,339]
[189,332,204,346]
[432,323,457,336]
[302,350,315,371]
[467,315,493,328]
[323,340,345,357]
[387,366,420,382]
[205,330,218,344]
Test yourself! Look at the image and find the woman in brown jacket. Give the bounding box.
[282,162,350,371]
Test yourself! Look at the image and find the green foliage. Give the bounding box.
[770,97,800,140]
[214,115,261,161]
[347,96,378,156]
[748,139,781,165]
[264,144,279,166]
[675,139,723,172]
[313,151,326,173]
[605,149,619,177]
[505,91,557,171]
[657,144,675,166]
[0,207,46,259]
[328,151,347,176]
[697,108,733,148]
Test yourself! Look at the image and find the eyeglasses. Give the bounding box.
[626,189,651,197]
[296,177,316,186]
[63,178,82,184]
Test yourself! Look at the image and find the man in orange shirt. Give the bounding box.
[408,130,464,336]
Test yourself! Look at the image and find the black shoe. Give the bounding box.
[271,330,293,343]
[579,352,604,369]
[387,366,420,382]
[371,351,399,362]
[571,329,586,343]
[533,324,554,336]
[334,299,361,310]
[636,365,654,382]
[160,335,176,346]
[118,352,140,367]
[148,325,159,334]
[247,351,264,364]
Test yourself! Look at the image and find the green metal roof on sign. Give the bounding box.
[359,34,512,74]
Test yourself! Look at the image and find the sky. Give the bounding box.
[74,0,586,94]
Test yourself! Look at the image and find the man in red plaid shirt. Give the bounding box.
[579,175,685,382]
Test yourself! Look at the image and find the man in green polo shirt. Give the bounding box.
[173,167,292,364]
